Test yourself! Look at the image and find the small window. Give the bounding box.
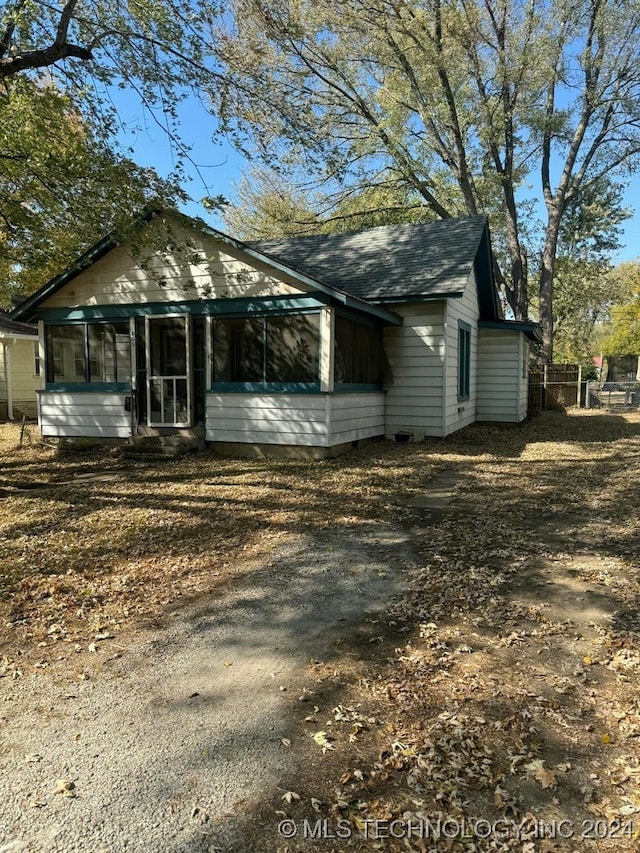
[33,342,40,377]
[334,316,353,384]
[458,322,471,400]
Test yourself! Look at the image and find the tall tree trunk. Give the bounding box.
[505,222,529,321]
[539,208,562,361]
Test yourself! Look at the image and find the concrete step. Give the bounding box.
[124,430,206,458]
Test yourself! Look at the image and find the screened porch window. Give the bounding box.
[46,325,86,383]
[334,315,384,385]
[213,317,263,382]
[213,313,320,385]
[88,323,131,383]
[45,322,131,384]
[266,314,320,382]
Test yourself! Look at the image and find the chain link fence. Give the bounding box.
[585,356,640,410]
[529,358,640,414]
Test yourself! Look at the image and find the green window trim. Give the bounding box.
[333,383,384,393]
[37,295,330,322]
[458,321,471,401]
[45,382,131,392]
[212,313,321,386]
[211,382,321,394]
[45,320,131,386]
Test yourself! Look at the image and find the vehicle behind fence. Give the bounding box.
[586,377,640,410]
[529,357,640,414]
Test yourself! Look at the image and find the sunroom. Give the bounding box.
[37,298,394,451]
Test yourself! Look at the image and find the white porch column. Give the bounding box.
[319,306,334,393]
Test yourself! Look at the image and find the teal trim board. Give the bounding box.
[210,382,321,394]
[36,295,331,323]
[333,384,383,393]
[45,382,131,392]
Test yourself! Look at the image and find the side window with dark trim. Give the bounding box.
[458,322,471,400]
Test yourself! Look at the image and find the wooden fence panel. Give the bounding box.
[528,364,581,414]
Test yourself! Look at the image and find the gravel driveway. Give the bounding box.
[0,521,414,853]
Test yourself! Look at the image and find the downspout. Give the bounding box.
[129,317,137,437]
[5,342,14,421]
[1,343,7,420]
[441,301,448,438]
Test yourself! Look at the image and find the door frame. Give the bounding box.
[145,314,192,427]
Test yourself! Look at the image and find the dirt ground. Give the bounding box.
[1,411,640,852]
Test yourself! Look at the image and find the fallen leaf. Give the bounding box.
[282,791,300,805]
[53,779,76,798]
[494,784,510,808]
[312,730,335,752]
[535,766,558,789]
[525,760,557,789]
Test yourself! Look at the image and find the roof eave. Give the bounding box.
[0,331,38,342]
[12,208,401,327]
[12,206,166,322]
[190,217,402,325]
[479,319,542,343]
[372,291,463,305]
[11,233,119,322]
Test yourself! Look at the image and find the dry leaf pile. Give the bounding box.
[2,413,640,851]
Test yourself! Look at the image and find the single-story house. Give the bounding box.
[0,313,40,421]
[11,211,540,454]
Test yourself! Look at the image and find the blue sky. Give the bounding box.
[118,94,639,264]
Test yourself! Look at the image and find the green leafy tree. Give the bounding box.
[0,0,219,120]
[210,0,640,359]
[221,165,435,237]
[0,0,227,304]
[549,179,629,363]
[0,78,184,306]
[601,263,640,356]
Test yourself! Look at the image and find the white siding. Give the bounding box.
[40,221,307,310]
[39,392,132,437]
[383,302,446,438]
[0,338,40,419]
[444,270,480,436]
[329,394,385,445]
[206,393,329,446]
[518,339,530,420]
[477,329,526,423]
[206,392,385,448]
[0,345,6,403]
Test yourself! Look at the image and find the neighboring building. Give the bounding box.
[0,314,40,421]
[11,211,539,453]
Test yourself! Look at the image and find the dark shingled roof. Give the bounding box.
[249,215,489,303]
[0,313,37,337]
